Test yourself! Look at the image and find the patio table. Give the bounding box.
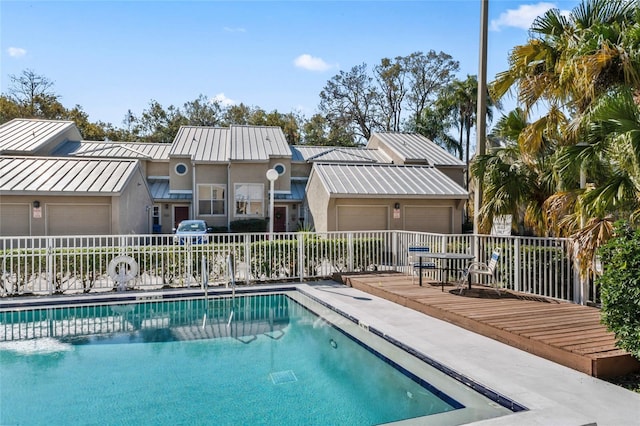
[416,252,475,291]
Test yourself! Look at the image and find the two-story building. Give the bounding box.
[0,118,468,236]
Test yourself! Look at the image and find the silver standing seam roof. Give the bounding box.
[170,125,291,162]
[291,146,392,164]
[369,132,464,167]
[0,156,140,195]
[170,126,230,162]
[0,119,81,155]
[311,163,468,198]
[53,141,172,160]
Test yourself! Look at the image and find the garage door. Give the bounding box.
[404,206,452,233]
[337,206,387,231]
[48,204,111,235]
[0,204,30,236]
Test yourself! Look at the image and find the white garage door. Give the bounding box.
[48,204,111,235]
[0,204,30,236]
[337,206,387,231]
[404,206,452,233]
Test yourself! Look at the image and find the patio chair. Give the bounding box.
[408,245,437,285]
[457,249,501,294]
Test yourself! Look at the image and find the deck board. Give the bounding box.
[338,272,640,378]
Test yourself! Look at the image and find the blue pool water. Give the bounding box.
[0,292,513,425]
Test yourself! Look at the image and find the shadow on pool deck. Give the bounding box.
[335,271,640,379]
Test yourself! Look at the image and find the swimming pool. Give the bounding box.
[0,289,522,425]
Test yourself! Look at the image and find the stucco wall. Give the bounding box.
[304,174,330,233]
[114,167,154,234]
[147,161,169,177]
[169,158,193,191]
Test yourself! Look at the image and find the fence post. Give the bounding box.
[392,231,398,272]
[513,238,521,292]
[244,236,251,285]
[298,233,304,282]
[46,238,54,295]
[347,233,354,272]
[572,241,585,305]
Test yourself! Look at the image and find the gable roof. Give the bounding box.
[0,119,82,155]
[310,163,468,199]
[0,156,141,195]
[53,140,171,160]
[229,125,290,160]
[368,132,464,167]
[291,146,391,164]
[170,125,291,162]
[170,126,230,162]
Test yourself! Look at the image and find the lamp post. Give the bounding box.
[266,168,279,236]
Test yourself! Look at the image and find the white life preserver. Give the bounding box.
[108,255,139,283]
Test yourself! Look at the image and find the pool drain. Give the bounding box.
[270,370,298,385]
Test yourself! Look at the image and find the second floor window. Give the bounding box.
[235,183,264,216]
[198,184,226,215]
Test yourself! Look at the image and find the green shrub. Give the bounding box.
[597,221,640,359]
[230,219,267,233]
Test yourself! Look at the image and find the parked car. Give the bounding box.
[173,220,213,245]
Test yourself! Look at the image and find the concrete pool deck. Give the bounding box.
[301,281,640,426]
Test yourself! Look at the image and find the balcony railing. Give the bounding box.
[0,231,597,305]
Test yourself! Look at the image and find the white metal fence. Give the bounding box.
[0,231,597,305]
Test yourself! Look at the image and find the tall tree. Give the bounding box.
[7,69,58,117]
[405,51,460,127]
[374,56,407,131]
[319,63,379,143]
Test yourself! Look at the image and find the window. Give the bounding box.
[235,183,264,216]
[152,205,161,225]
[274,163,286,175]
[198,184,226,215]
[175,163,188,176]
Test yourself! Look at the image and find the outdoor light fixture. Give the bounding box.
[394,202,400,209]
[33,201,40,208]
[266,169,279,236]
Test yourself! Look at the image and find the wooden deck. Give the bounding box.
[337,272,640,378]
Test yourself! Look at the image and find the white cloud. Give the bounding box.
[294,54,333,72]
[212,93,236,107]
[490,2,561,31]
[223,27,246,33]
[7,47,27,57]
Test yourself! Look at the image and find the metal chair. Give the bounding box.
[408,245,437,285]
[458,249,501,293]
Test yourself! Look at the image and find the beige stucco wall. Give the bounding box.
[113,167,154,234]
[437,167,466,188]
[304,174,331,232]
[169,158,193,191]
[147,161,170,177]
[291,162,311,178]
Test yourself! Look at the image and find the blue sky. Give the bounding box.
[1,0,579,128]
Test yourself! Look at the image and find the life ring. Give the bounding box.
[108,255,139,283]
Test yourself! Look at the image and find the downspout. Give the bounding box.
[191,159,196,220]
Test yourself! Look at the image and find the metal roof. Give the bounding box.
[291,146,391,164]
[170,126,230,162]
[311,163,468,198]
[53,141,171,160]
[170,125,291,162]
[0,156,140,195]
[368,132,464,167]
[229,125,290,161]
[0,119,81,155]
[148,178,192,200]
[273,181,306,201]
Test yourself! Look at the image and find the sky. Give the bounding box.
[1,0,580,129]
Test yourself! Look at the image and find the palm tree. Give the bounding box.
[482,0,640,240]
